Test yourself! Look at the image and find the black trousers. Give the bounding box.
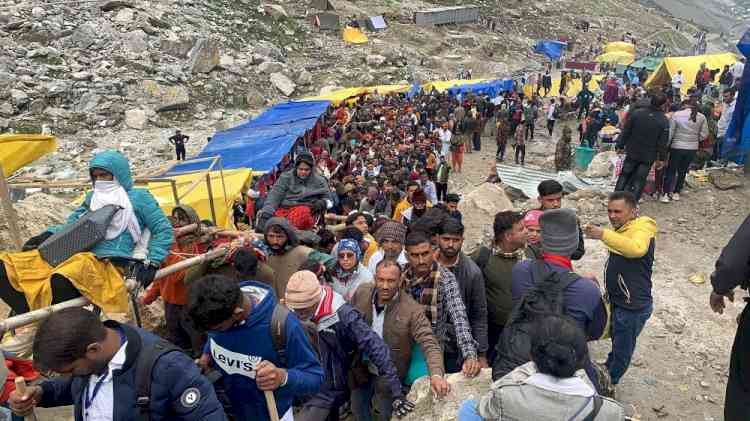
[578,102,590,120]
[487,323,504,365]
[436,182,448,202]
[472,132,481,151]
[726,303,750,421]
[547,119,555,136]
[497,142,507,160]
[525,122,535,140]
[515,145,526,164]
[176,145,186,161]
[614,157,652,202]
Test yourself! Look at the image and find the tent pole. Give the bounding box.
[0,165,23,250]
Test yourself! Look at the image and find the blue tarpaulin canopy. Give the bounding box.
[534,40,567,61]
[446,79,514,98]
[724,28,749,164]
[167,100,331,174]
[407,83,422,98]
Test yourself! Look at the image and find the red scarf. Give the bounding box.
[312,286,335,323]
[543,253,573,270]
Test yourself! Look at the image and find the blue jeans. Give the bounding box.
[350,376,394,421]
[606,303,653,385]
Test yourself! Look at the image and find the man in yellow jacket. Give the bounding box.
[584,191,657,387]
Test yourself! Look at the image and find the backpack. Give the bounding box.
[491,260,580,381]
[134,339,183,421]
[270,304,320,366]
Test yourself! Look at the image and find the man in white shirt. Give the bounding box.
[731,58,745,84]
[9,307,226,420]
[671,70,684,100]
[438,123,452,157]
[368,220,409,274]
[716,88,737,161]
[546,98,557,137]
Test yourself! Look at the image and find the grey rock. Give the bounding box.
[258,61,283,74]
[71,71,93,81]
[402,368,492,421]
[187,38,220,73]
[99,1,134,12]
[44,81,70,97]
[29,98,47,114]
[140,79,190,112]
[9,89,29,106]
[366,54,387,67]
[124,108,147,129]
[31,7,45,19]
[122,30,149,54]
[219,54,235,68]
[296,69,313,85]
[68,23,98,48]
[113,8,135,24]
[0,103,14,117]
[262,3,288,19]
[160,38,196,58]
[269,72,295,96]
[74,92,100,113]
[252,41,285,62]
[43,107,71,119]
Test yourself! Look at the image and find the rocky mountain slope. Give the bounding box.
[0,0,706,180]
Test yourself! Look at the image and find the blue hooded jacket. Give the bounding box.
[204,281,324,421]
[50,150,173,264]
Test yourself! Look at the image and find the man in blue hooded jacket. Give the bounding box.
[1,150,173,314]
[187,274,324,421]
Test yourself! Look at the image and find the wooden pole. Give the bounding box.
[0,165,23,250]
[205,173,217,225]
[0,246,230,333]
[14,377,38,421]
[264,390,280,421]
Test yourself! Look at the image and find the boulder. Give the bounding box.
[122,30,149,54]
[113,8,135,24]
[270,72,295,96]
[402,368,492,421]
[296,69,313,85]
[258,61,284,74]
[219,54,235,68]
[709,169,744,190]
[124,108,147,129]
[187,38,220,73]
[0,103,14,117]
[140,80,190,112]
[365,54,387,67]
[74,92,100,113]
[160,38,196,58]
[459,183,514,252]
[9,89,29,106]
[68,23,98,49]
[31,7,45,18]
[72,71,93,81]
[584,151,618,178]
[99,1,133,12]
[262,3,288,18]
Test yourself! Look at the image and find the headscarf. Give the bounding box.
[90,178,142,243]
[332,238,362,287]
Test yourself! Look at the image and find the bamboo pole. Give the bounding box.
[0,246,230,333]
[264,391,280,421]
[0,165,23,250]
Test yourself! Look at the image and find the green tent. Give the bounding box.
[614,56,663,75]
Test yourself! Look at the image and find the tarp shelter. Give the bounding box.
[0,134,57,175]
[343,26,368,44]
[533,40,567,61]
[644,52,739,95]
[422,79,488,93]
[315,13,339,31]
[148,169,253,229]
[167,100,331,174]
[367,16,387,31]
[595,51,635,65]
[604,42,636,55]
[524,75,604,99]
[447,79,514,98]
[302,85,409,106]
[631,56,663,71]
[723,29,749,164]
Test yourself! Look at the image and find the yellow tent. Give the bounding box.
[0,134,57,175]
[524,75,604,99]
[604,42,636,55]
[302,85,410,106]
[147,169,253,229]
[422,79,489,93]
[645,52,739,95]
[343,27,368,44]
[595,51,636,65]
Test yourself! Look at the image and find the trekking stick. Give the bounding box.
[264,390,280,421]
[14,377,38,421]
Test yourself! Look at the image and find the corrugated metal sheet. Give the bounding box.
[414,5,480,26]
[496,164,610,199]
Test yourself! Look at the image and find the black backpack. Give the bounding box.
[491,260,580,381]
[270,304,320,365]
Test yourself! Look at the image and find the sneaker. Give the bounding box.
[660,194,670,203]
[672,193,680,201]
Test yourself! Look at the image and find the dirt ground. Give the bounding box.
[450,117,749,421]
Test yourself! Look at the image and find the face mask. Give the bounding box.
[93,180,119,193]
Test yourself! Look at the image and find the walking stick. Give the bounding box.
[264,390,280,421]
[14,377,38,421]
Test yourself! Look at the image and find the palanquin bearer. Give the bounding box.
[0,150,173,325]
